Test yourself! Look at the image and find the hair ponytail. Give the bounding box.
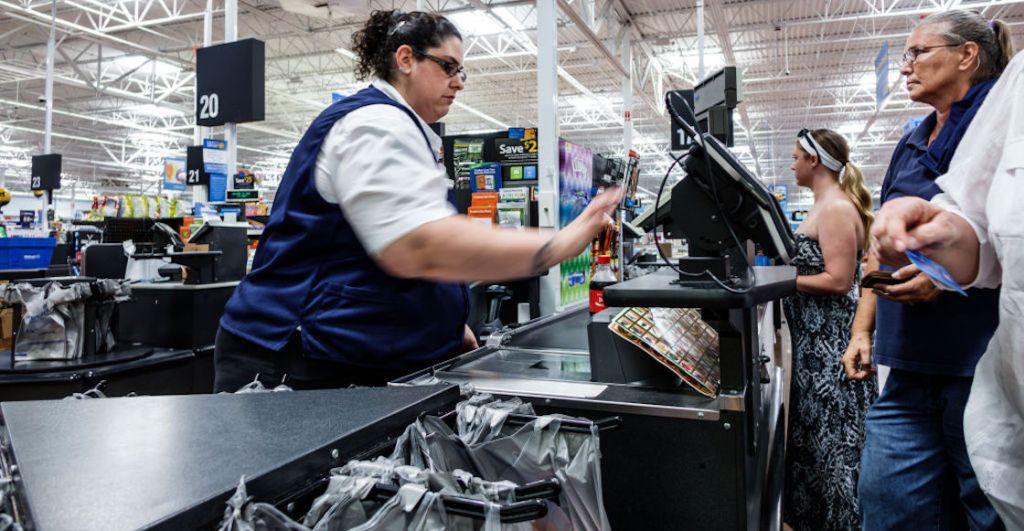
[991,19,1018,73]
[839,161,874,248]
[351,9,462,82]
[352,10,395,82]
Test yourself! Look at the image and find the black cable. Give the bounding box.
[697,137,757,291]
[659,90,756,294]
[653,151,753,294]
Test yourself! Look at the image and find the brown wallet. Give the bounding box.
[860,270,908,289]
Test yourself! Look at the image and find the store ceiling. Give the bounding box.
[0,0,1022,203]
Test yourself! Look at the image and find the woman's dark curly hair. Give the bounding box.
[352,10,463,82]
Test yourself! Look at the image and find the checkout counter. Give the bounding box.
[0,222,250,402]
[116,222,247,349]
[394,96,796,530]
[0,93,797,529]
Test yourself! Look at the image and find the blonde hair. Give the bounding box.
[801,129,874,246]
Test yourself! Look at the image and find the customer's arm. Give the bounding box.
[376,188,622,283]
[795,201,860,296]
[871,196,981,285]
[842,254,878,380]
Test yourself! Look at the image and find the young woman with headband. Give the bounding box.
[783,127,876,531]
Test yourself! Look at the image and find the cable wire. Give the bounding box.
[653,151,754,295]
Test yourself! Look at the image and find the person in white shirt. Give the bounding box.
[871,49,1023,528]
[215,10,621,391]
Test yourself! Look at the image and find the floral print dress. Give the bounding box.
[782,233,878,530]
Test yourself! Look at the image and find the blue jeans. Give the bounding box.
[859,369,1003,531]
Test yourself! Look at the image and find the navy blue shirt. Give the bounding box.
[875,81,1000,377]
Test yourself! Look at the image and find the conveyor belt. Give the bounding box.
[506,307,590,351]
[1,384,459,531]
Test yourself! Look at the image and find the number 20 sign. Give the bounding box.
[195,39,265,126]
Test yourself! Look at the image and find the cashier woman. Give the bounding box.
[214,10,621,392]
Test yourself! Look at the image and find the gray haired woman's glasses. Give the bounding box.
[900,43,962,67]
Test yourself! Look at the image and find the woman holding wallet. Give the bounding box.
[842,11,1012,530]
[782,128,876,531]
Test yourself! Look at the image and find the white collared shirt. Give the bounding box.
[314,79,454,255]
[931,51,1024,527]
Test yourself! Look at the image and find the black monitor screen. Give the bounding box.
[667,91,796,265]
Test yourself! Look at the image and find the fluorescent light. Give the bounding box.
[837,123,864,136]
[490,6,529,32]
[447,11,505,37]
[129,131,173,146]
[335,47,357,60]
[663,48,726,77]
[109,55,181,77]
[127,103,184,119]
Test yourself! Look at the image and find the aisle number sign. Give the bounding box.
[186,145,208,186]
[667,89,695,152]
[195,39,265,126]
[30,154,62,191]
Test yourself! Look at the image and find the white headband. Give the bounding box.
[798,134,844,173]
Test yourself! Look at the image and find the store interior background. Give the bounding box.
[0,1,1021,529]
[3,0,1021,228]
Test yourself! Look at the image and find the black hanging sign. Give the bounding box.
[195,39,265,126]
[30,153,62,191]
[186,145,209,186]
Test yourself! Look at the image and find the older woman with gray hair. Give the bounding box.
[841,9,1016,531]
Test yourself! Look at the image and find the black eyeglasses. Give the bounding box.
[412,48,467,82]
[900,43,962,67]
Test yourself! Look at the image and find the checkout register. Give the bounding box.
[394,92,798,530]
[116,222,248,349]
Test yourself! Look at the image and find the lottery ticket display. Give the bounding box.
[608,307,721,397]
[558,139,594,305]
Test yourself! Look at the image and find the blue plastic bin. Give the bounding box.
[0,238,57,270]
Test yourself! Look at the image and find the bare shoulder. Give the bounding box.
[819,196,860,225]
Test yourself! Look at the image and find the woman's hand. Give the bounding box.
[873,265,942,304]
[461,324,479,352]
[535,187,624,274]
[842,332,876,381]
[560,187,624,248]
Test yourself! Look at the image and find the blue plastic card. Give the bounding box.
[905,249,967,296]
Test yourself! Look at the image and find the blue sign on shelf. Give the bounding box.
[875,43,890,110]
[203,138,228,175]
[208,173,227,202]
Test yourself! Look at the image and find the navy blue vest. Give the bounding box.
[220,86,468,370]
